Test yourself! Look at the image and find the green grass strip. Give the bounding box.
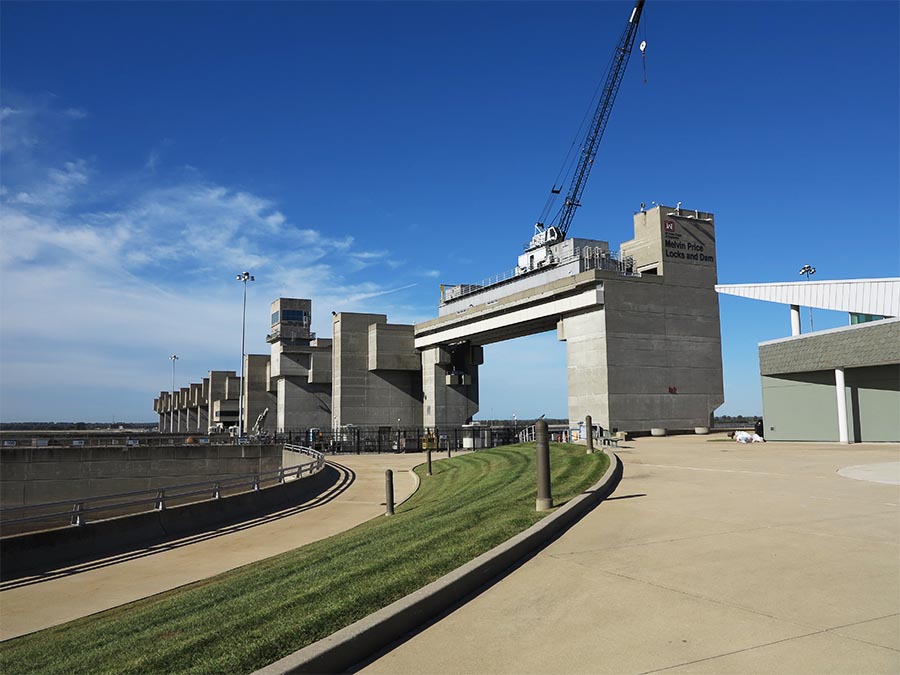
[0,443,608,675]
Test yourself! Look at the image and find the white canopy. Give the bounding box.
[715,278,899,317]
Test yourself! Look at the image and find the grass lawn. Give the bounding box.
[0,443,609,675]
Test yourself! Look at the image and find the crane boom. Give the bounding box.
[527,0,645,252]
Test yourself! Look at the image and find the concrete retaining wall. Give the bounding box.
[1,464,339,580]
[1,443,283,509]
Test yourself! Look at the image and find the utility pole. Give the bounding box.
[169,354,178,394]
[169,354,178,434]
[799,264,816,332]
[236,272,255,439]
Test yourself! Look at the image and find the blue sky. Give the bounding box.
[1,1,897,423]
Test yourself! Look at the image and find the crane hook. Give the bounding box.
[639,40,648,84]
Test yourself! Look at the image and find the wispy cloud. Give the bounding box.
[1,107,22,121]
[63,107,88,120]
[0,93,425,420]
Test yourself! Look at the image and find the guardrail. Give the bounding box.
[441,247,638,305]
[1,445,325,535]
[0,435,233,448]
[518,425,536,443]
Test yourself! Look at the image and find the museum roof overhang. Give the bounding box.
[715,278,900,317]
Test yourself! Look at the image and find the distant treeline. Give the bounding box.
[0,422,157,431]
[713,415,761,425]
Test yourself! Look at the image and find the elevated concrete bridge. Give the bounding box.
[413,205,725,433]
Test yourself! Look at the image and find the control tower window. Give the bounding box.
[282,310,310,324]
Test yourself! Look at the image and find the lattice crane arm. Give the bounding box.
[532,0,645,249]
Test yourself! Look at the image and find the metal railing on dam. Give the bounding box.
[0,445,324,536]
[440,246,638,307]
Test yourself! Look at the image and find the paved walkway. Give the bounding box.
[361,435,900,675]
[0,453,425,641]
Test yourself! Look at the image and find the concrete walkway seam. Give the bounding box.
[254,448,623,675]
[396,466,421,509]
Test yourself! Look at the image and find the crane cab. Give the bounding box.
[517,224,562,274]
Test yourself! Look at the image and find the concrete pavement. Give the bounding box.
[0,452,425,641]
[360,435,900,675]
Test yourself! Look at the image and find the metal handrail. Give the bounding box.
[441,247,639,305]
[518,425,536,443]
[283,443,325,463]
[1,445,326,532]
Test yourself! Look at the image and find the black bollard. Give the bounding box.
[426,447,433,476]
[585,415,594,454]
[385,469,395,516]
[535,419,553,511]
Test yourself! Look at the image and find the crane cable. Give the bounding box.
[536,38,622,229]
[640,10,648,84]
[537,79,603,228]
[535,0,647,232]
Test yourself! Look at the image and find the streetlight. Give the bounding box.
[169,354,178,394]
[799,264,816,331]
[236,271,255,439]
[169,354,178,434]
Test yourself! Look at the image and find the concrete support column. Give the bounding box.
[560,309,610,430]
[790,305,801,336]
[187,408,198,433]
[835,367,849,444]
[421,344,480,428]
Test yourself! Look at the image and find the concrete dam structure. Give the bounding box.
[155,204,724,436]
[418,204,724,432]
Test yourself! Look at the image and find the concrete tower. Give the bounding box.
[266,298,332,432]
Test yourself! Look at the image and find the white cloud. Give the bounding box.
[0,100,427,420]
[145,149,160,171]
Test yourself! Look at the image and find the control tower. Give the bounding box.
[266,299,332,432]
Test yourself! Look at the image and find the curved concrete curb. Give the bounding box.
[254,448,623,675]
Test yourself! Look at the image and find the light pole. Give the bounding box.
[799,264,816,332]
[512,413,517,440]
[169,354,178,394]
[169,354,178,434]
[236,271,255,439]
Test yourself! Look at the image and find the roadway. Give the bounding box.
[360,435,900,675]
[0,452,425,641]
